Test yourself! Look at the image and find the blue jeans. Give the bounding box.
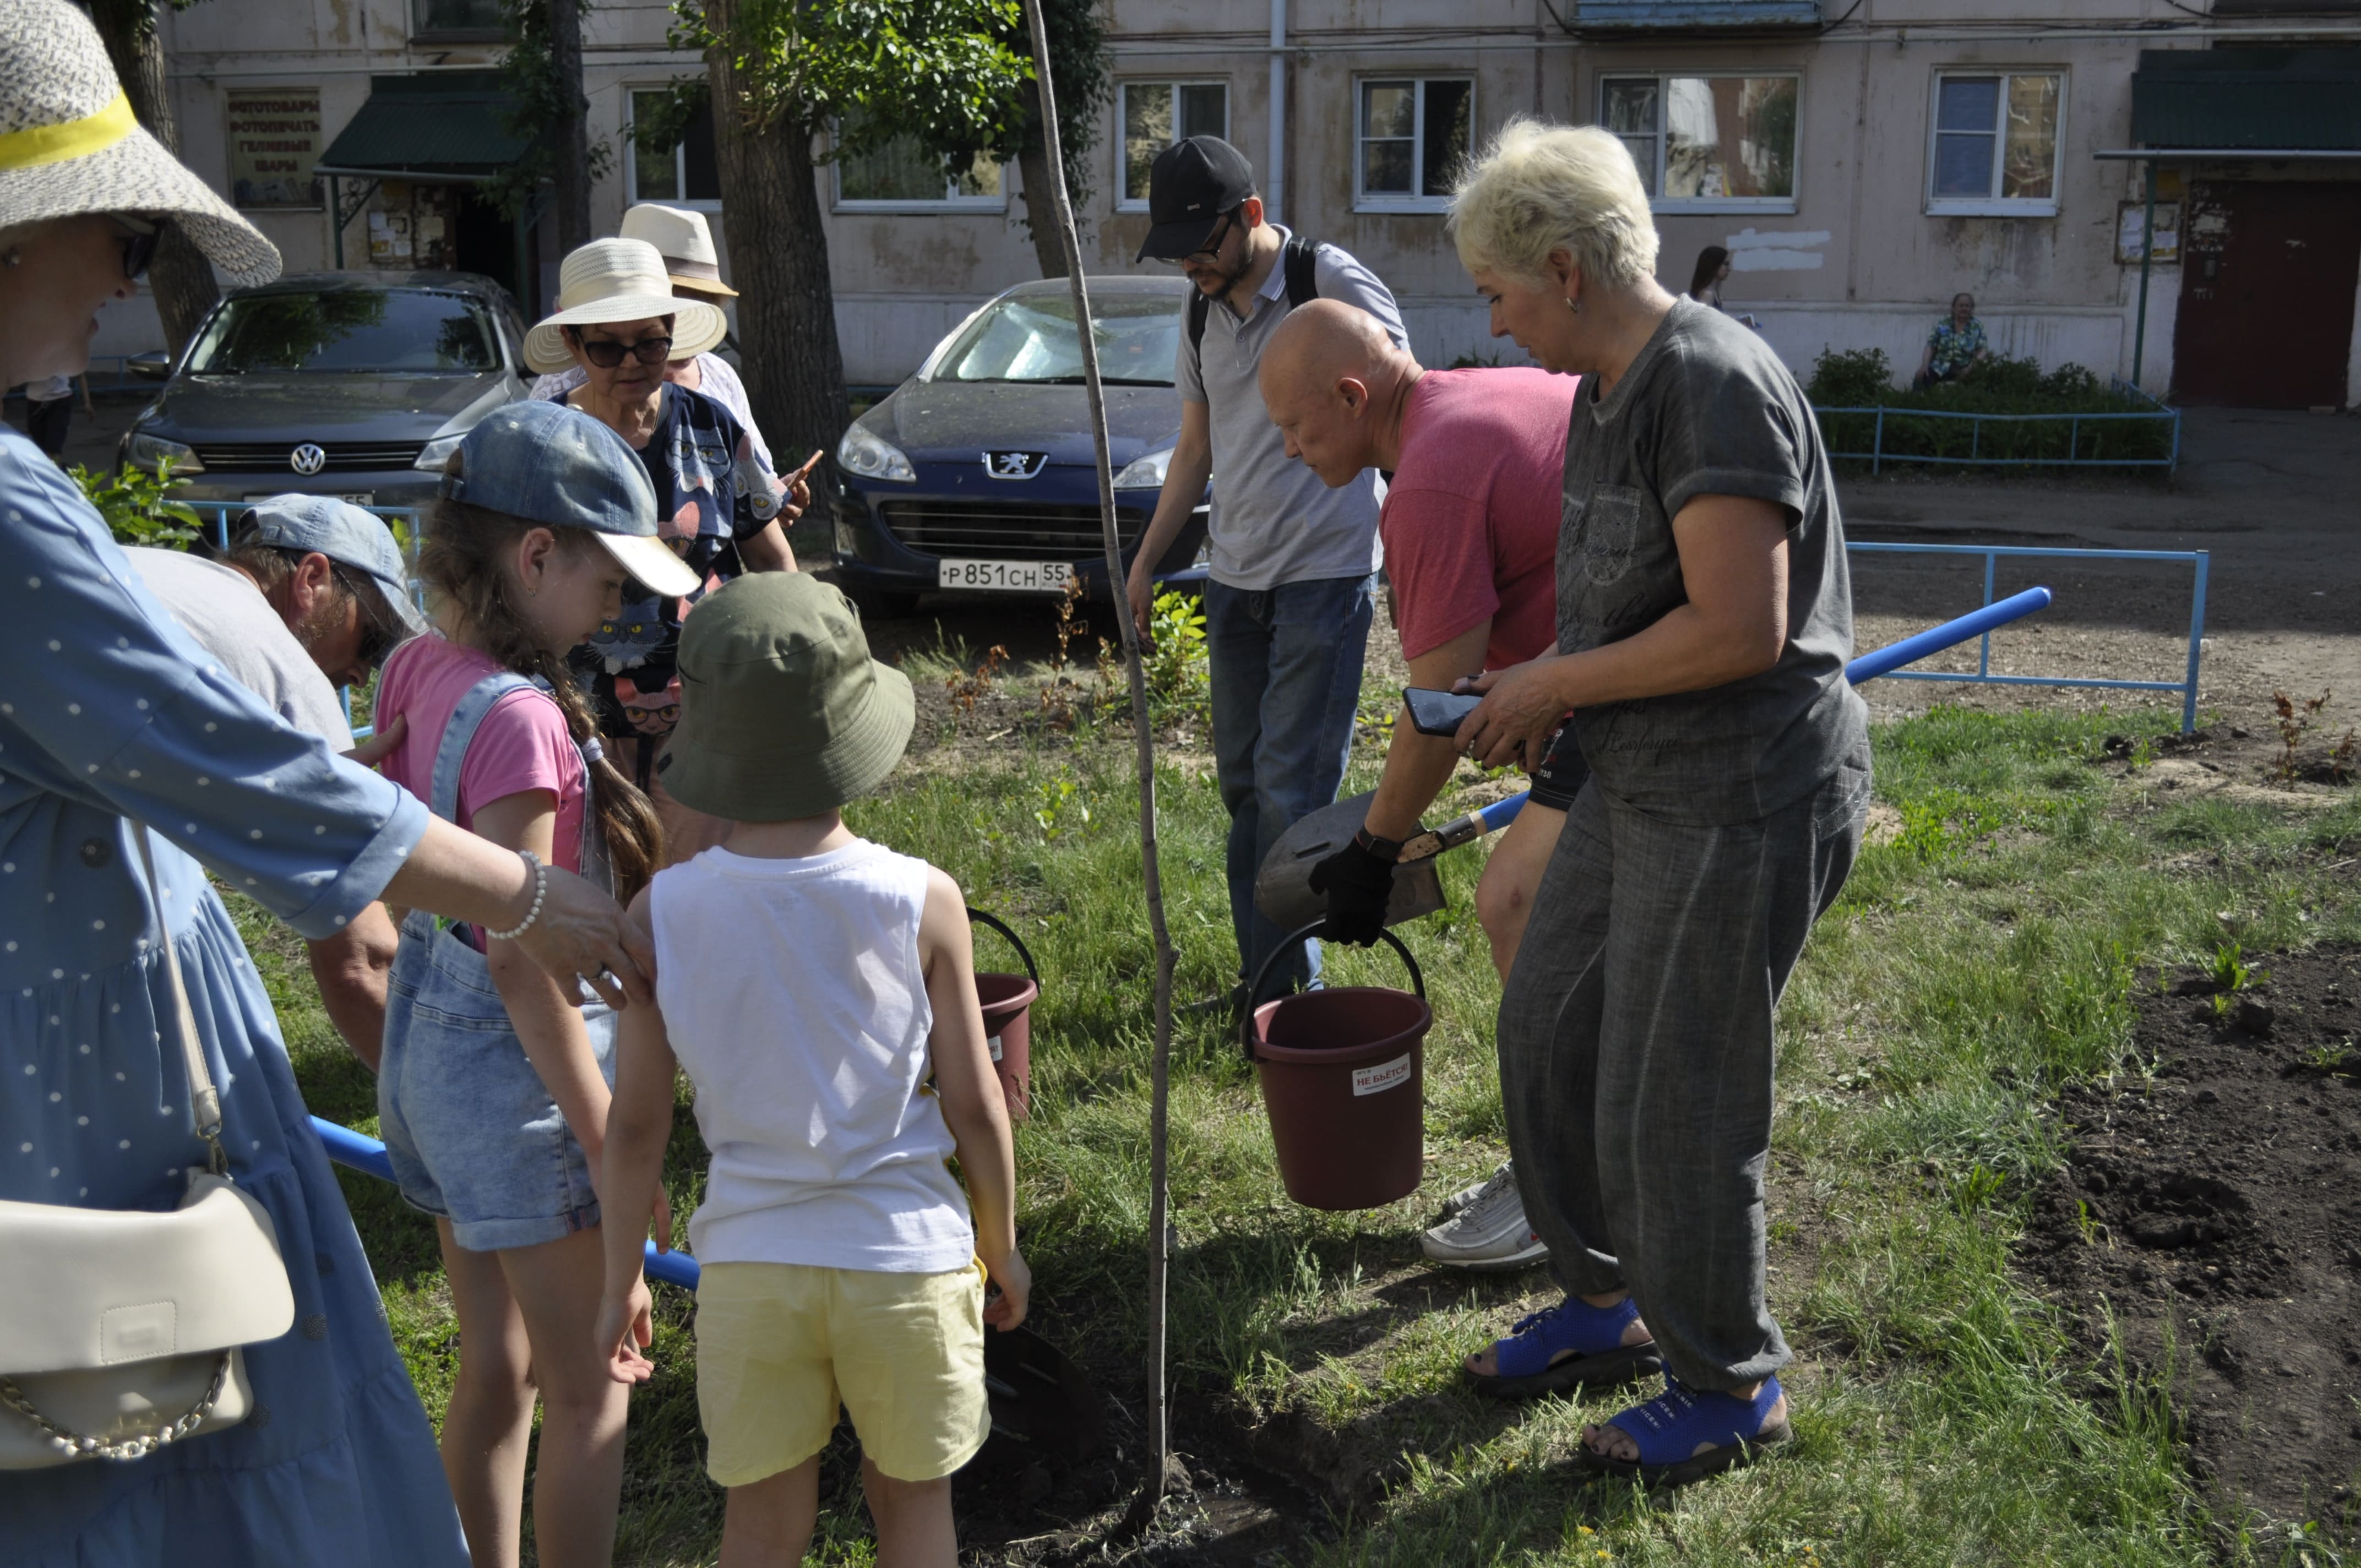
[1204,573,1375,1001]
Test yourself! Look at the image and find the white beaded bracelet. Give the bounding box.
[485,850,546,942]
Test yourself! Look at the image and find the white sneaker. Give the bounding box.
[1422,1164,1548,1271]
[1437,1161,1510,1221]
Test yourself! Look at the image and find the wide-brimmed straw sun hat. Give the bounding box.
[619,203,738,299]
[0,0,279,285]
[662,574,916,823]
[523,237,727,374]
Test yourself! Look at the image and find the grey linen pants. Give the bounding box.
[1497,745,1869,1391]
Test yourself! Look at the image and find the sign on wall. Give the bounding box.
[2116,199,2183,266]
[226,88,323,209]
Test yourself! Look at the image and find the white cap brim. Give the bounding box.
[592,531,705,601]
[523,294,728,375]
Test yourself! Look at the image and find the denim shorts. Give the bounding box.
[1526,723,1592,813]
[378,914,616,1252]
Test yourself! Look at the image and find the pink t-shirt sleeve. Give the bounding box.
[456,689,581,861]
[1382,487,1504,662]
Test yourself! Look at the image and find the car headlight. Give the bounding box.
[1113,446,1173,490]
[413,432,466,472]
[836,423,915,484]
[124,431,201,473]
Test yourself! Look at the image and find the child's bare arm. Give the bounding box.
[595,888,678,1383]
[917,867,1029,1329]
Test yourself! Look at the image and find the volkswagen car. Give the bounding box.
[830,276,1210,616]
[118,271,529,511]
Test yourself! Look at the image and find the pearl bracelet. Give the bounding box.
[486,850,546,942]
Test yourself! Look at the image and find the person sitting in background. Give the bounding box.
[530,204,775,470]
[128,494,427,1069]
[1914,293,1990,388]
[1687,246,1729,309]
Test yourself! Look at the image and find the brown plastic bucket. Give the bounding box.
[1243,922,1430,1211]
[969,908,1040,1122]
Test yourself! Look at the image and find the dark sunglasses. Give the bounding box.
[1165,209,1237,268]
[112,217,163,281]
[573,333,674,369]
[333,565,401,669]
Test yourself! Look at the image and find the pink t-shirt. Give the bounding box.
[1380,366,1579,669]
[376,634,586,876]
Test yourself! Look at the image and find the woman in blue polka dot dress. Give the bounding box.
[0,8,661,1559]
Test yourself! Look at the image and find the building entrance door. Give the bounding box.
[2175,181,2361,409]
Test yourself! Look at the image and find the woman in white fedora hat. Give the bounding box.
[0,3,663,1562]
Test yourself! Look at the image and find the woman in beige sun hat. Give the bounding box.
[0,4,662,1561]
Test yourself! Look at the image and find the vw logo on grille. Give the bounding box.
[982,450,1047,481]
[289,443,328,476]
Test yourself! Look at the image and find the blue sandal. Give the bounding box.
[1575,1374,1792,1488]
[1466,1295,1663,1401]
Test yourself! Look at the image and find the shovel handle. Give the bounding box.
[965,907,1041,986]
[1241,919,1426,1060]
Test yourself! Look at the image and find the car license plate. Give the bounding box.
[246,491,373,506]
[937,559,1072,594]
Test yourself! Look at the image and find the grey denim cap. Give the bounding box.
[243,493,429,639]
[662,573,915,822]
[439,400,700,600]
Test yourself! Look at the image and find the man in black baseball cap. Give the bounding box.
[1124,133,1409,1013]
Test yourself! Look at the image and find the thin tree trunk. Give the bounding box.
[547,0,592,253]
[87,0,219,355]
[1017,0,1179,1531]
[703,3,849,478]
[1015,134,1067,279]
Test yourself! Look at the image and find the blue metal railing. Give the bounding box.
[1815,384,2180,475]
[183,499,425,554]
[1848,542,2207,733]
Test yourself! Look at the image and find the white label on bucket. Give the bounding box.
[988,1035,1004,1063]
[1352,1053,1413,1097]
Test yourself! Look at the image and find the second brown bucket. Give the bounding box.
[968,908,1040,1121]
[1243,921,1432,1211]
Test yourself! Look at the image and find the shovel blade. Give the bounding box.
[1254,791,1449,933]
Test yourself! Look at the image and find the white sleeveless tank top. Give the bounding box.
[648,839,973,1272]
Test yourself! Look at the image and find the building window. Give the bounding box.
[410,0,502,39]
[1119,82,1228,210]
[1927,72,2064,216]
[833,133,1006,211]
[1600,73,1798,211]
[1355,78,1472,212]
[627,90,722,208]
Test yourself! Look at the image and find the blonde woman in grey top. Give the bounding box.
[1442,118,1871,1489]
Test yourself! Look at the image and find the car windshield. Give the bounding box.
[183,290,502,374]
[930,293,1179,386]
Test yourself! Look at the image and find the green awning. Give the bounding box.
[314,72,531,181]
[2132,50,2361,151]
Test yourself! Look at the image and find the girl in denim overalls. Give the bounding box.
[373,402,699,1568]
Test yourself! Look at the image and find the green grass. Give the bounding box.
[233,699,2361,1566]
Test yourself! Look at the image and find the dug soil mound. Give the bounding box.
[2020,944,2361,1534]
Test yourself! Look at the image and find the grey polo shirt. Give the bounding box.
[1174,226,1407,591]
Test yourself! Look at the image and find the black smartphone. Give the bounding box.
[1402,686,1481,737]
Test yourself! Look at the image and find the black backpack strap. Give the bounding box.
[1283,234,1320,309]
[1188,286,1211,357]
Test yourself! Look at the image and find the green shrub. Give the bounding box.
[1806,347,2173,467]
[72,456,202,549]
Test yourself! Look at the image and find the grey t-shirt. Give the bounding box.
[1174,227,1407,591]
[1556,298,1866,824]
[126,547,352,747]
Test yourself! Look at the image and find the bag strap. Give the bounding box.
[130,826,225,1176]
[1282,233,1320,309]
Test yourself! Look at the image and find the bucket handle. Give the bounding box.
[1241,919,1426,1060]
[965,907,1041,987]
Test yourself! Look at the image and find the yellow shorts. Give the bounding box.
[693,1259,989,1486]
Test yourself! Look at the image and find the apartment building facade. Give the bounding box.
[146,0,2361,405]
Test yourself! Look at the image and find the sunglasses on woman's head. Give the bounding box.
[574,334,674,369]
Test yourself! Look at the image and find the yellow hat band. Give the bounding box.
[0,91,137,173]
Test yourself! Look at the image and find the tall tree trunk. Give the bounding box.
[705,16,848,479]
[86,0,220,355]
[547,0,592,253]
[1015,135,1067,279]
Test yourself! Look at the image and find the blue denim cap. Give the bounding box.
[439,400,699,599]
[244,493,430,638]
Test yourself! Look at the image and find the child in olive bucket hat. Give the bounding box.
[594,573,1029,1564]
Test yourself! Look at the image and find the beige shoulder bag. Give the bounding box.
[0,828,296,1468]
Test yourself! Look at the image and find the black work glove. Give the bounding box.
[1308,830,1400,947]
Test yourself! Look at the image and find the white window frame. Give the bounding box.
[1924,69,2066,218]
[1597,71,1802,215]
[623,86,722,214]
[829,130,1009,214]
[1115,80,1231,213]
[1353,76,1475,214]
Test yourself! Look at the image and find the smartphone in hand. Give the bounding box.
[1402,687,1482,737]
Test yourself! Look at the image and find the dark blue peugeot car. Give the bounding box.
[830,276,1210,616]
